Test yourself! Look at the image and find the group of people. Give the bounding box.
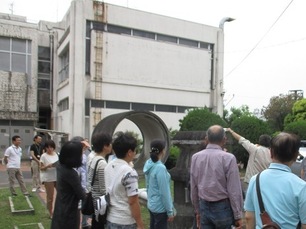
[3,125,306,229]
[190,125,306,229]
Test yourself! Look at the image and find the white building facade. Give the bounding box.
[0,0,225,149]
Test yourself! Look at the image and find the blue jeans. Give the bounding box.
[149,211,168,229]
[106,221,137,229]
[199,198,235,229]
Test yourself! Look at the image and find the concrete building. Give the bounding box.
[0,0,226,150]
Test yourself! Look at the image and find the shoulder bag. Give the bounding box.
[81,158,103,215]
[256,172,280,229]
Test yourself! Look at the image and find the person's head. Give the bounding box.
[259,134,271,148]
[91,132,112,153]
[70,136,89,152]
[12,135,21,146]
[270,132,300,164]
[206,125,226,146]
[33,135,42,144]
[150,139,166,162]
[59,141,83,168]
[112,132,137,160]
[44,140,56,153]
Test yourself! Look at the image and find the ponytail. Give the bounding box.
[150,139,166,163]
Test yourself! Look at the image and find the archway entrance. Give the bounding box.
[92,111,170,171]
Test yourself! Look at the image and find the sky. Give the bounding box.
[1,0,305,113]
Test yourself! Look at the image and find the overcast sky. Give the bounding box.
[1,0,305,113]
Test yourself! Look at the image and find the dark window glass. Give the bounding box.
[38,79,50,89]
[156,105,176,112]
[132,103,154,111]
[178,106,193,113]
[91,99,104,108]
[38,61,50,73]
[200,42,211,50]
[106,101,130,109]
[179,38,198,47]
[133,30,155,39]
[157,34,177,43]
[107,25,131,35]
[38,47,50,60]
[85,39,90,74]
[85,99,90,116]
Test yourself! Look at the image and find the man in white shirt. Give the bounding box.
[4,135,30,196]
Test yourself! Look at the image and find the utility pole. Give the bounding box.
[9,2,14,14]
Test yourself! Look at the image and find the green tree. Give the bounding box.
[284,98,306,124]
[224,105,252,125]
[179,107,227,131]
[262,94,297,132]
[284,120,306,139]
[230,116,271,166]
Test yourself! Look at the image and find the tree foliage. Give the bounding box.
[285,98,306,124]
[261,94,297,132]
[284,120,306,139]
[224,105,252,126]
[179,107,227,131]
[230,116,271,166]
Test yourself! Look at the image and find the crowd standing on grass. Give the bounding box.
[143,139,175,229]
[3,135,30,197]
[51,140,86,229]
[244,132,306,228]
[105,132,145,229]
[227,128,272,194]
[190,125,243,229]
[29,135,45,193]
[87,132,112,229]
[39,139,58,219]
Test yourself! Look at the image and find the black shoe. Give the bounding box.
[12,193,17,196]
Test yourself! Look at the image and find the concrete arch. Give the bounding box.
[92,111,170,171]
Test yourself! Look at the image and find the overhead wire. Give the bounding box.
[225,0,295,78]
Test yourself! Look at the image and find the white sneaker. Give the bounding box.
[38,187,45,193]
[32,188,37,192]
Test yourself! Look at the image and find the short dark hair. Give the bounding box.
[150,139,166,162]
[12,135,21,141]
[207,125,225,144]
[270,132,300,163]
[70,136,84,142]
[91,132,112,152]
[44,140,56,149]
[59,141,83,168]
[259,134,271,148]
[112,132,137,159]
[33,135,41,141]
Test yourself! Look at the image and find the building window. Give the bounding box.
[156,104,177,113]
[107,25,131,35]
[0,36,32,74]
[157,34,177,44]
[58,98,69,112]
[38,46,51,90]
[106,101,130,109]
[133,29,155,40]
[179,38,199,48]
[132,103,154,111]
[59,48,69,83]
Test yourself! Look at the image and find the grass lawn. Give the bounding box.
[0,185,51,228]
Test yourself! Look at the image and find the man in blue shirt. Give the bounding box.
[244,132,306,229]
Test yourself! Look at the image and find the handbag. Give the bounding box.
[256,172,280,229]
[81,158,103,215]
